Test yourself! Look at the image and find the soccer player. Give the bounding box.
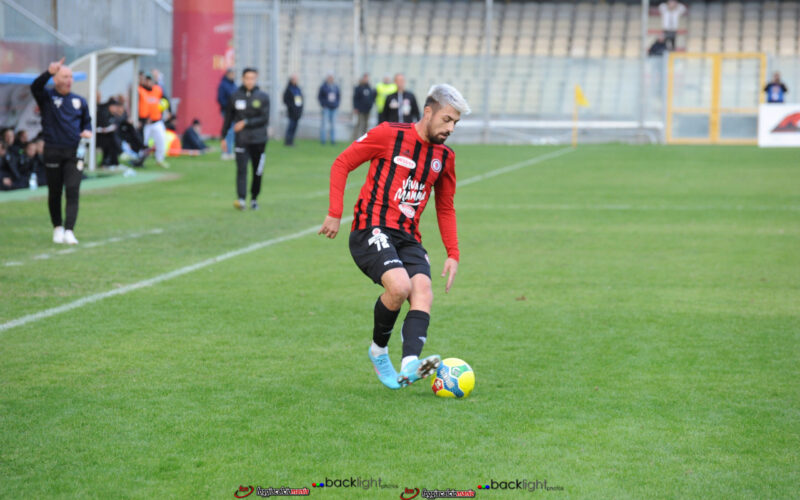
[221,67,270,210]
[319,84,470,389]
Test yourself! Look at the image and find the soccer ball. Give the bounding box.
[431,358,474,398]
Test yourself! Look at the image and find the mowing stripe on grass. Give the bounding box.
[3,228,166,268]
[0,147,573,333]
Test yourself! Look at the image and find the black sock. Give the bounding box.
[401,310,430,358]
[373,297,400,348]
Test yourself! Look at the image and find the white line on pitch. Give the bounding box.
[0,147,572,333]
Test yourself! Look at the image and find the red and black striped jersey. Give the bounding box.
[327,121,459,261]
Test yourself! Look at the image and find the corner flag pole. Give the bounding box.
[572,97,579,148]
[573,84,589,148]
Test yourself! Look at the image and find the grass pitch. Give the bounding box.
[1,141,798,499]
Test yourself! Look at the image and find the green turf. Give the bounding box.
[1,141,798,499]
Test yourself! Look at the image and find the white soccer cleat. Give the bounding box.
[63,230,79,245]
[53,226,65,244]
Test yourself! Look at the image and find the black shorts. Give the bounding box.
[349,227,431,285]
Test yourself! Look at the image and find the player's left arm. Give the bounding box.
[434,151,459,293]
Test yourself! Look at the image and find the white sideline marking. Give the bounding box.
[457,147,574,187]
[0,147,573,333]
[2,228,165,267]
[458,203,800,212]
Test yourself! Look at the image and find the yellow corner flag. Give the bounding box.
[574,84,590,107]
[572,85,589,148]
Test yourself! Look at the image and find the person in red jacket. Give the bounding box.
[319,84,470,390]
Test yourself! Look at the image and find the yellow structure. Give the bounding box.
[666,52,767,145]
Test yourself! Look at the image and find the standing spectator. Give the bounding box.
[379,74,420,124]
[221,67,270,211]
[182,119,208,152]
[352,73,375,140]
[658,0,686,51]
[764,72,789,103]
[375,75,397,123]
[30,57,92,245]
[138,73,169,168]
[217,68,237,159]
[283,74,304,147]
[318,74,340,145]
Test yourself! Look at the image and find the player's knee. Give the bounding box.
[409,285,433,310]
[384,278,412,305]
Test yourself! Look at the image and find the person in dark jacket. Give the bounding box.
[30,57,92,245]
[282,74,303,146]
[19,140,44,185]
[0,141,27,190]
[96,97,121,167]
[221,67,270,211]
[182,119,208,152]
[379,73,420,124]
[217,69,237,159]
[318,74,340,145]
[648,36,668,57]
[352,73,375,140]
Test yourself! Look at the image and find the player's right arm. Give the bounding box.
[31,57,63,107]
[319,123,389,239]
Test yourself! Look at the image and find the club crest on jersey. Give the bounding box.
[393,155,416,169]
[399,203,416,218]
[72,98,81,109]
[431,159,442,172]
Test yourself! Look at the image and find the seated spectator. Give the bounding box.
[648,37,668,57]
[96,97,122,167]
[0,141,27,190]
[1,128,14,149]
[19,140,46,185]
[181,119,208,152]
[109,95,148,167]
[32,134,47,184]
[12,130,28,157]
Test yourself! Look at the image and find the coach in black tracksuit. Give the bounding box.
[221,67,270,210]
[30,57,92,244]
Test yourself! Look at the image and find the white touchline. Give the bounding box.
[0,147,573,333]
